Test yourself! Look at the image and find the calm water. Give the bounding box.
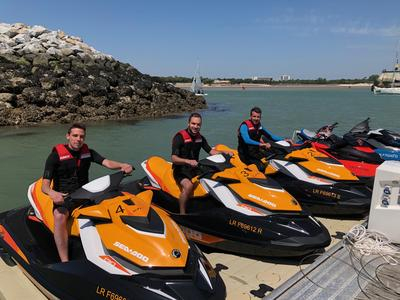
[1,87,399,211]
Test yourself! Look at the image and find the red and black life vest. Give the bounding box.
[51,144,92,193]
[237,119,264,160]
[173,129,203,161]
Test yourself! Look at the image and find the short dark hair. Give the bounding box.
[250,107,262,115]
[188,112,202,122]
[68,123,86,134]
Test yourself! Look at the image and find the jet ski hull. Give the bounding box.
[123,180,331,258]
[269,173,371,216]
[0,207,226,300]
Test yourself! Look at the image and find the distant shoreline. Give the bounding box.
[175,83,372,90]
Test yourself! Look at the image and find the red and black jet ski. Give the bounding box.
[122,154,331,258]
[295,122,383,183]
[344,118,400,161]
[0,172,226,300]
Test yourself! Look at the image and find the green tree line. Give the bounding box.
[152,75,379,85]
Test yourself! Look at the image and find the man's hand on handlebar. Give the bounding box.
[284,138,294,145]
[260,142,271,149]
[120,163,133,174]
[49,190,67,205]
[187,159,199,168]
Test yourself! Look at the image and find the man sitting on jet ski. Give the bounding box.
[172,113,231,215]
[41,123,133,262]
[238,106,292,171]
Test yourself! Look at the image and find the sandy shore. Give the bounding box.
[175,82,372,89]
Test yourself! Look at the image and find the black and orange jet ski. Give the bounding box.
[122,154,331,257]
[215,144,371,217]
[0,172,226,300]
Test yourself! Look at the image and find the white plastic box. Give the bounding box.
[368,160,400,243]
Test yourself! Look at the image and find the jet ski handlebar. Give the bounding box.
[196,153,234,178]
[63,171,127,209]
[317,122,338,134]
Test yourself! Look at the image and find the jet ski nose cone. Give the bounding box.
[172,249,181,258]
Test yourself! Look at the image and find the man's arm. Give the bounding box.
[240,124,271,150]
[171,154,198,167]
[102,159,133,174]
[260,127,284,142]
[41,152,65,204]
[261,128,293,144]
[42,179,65,205]
[240,124,261,146]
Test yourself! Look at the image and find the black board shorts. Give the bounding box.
[53,200,86,214]
[173,166,201,183]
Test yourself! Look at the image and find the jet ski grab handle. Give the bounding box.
[63,171,128,208]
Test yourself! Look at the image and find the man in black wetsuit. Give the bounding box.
[171,113,219,214]
[42,123,133,262]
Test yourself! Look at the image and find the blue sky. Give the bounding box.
[2,0,400,79]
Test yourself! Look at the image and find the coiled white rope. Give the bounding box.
[344,224,400,265]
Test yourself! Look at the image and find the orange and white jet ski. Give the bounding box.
[0,172,225,300]
[215,143,371,216]
[123,154,331,257]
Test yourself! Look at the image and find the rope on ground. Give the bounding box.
[344,224,400,299]
[344,224,400,265]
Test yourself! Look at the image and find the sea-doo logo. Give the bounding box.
[248,194,276,208]
[113,241,149,262]
[171,249,181,258]
[59,155,70,160]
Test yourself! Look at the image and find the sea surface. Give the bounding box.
[1,87,399,211]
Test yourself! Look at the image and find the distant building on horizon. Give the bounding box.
[280,74,291,81]
[252,76,273,82]
[213,79,231,84]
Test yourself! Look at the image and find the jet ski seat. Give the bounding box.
[145,156,207,199]
[300,129,317,140]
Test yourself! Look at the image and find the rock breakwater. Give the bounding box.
[0,22,205,126]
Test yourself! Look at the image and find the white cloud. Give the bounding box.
[331,24,400,37]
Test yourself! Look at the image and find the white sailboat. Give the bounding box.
[191,62,207,96]
[373,48,400,95]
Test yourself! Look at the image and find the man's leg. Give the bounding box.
[53,207,69,262]
[250,158,266,172]
[240,153,266,172]
[178,178,194,215]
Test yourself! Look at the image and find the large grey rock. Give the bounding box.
[0,93,16,103]
[0,22,206,126]
[0,23,11,35]
[30,25,48,37]
[13,33,31,44]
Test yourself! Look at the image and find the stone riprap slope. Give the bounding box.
[0,23,205,126]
